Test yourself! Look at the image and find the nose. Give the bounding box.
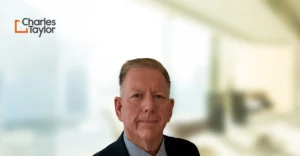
[142,94,156,113]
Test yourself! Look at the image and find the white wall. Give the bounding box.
[219,36,296,114]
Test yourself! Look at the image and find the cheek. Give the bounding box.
[122,105,140,122]
[158,106,172,121]
[163,112,171,121]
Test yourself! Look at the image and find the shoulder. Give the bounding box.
[164,135,198,149]
[93,142,117,156]
[93,134,129,156]
[164,135,200,156]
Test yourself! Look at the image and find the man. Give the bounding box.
[93,58,200,156]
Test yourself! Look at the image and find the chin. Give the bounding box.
[138,129,161,140]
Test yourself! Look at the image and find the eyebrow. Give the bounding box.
[129,88,167,95]
[129,88,145,93]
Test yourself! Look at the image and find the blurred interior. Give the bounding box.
[1,0,300,155]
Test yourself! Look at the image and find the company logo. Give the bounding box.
[14,18,56,37]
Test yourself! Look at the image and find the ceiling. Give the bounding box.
[146,0,300,44]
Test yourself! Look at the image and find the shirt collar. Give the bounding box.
[123,133,167,156]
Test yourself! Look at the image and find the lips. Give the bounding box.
[139,120,158,123]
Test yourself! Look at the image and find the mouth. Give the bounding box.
[139,120,159,124]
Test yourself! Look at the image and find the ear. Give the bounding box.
[167,98,175,122]
[114,96,123,122]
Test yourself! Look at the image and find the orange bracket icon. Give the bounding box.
[15,20,28,33]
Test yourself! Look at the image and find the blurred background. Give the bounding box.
[1,0,300,155]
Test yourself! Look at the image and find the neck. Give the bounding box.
[124,131,163,155]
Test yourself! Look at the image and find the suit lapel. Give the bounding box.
[112,132,130,156]
[164,135,177,156]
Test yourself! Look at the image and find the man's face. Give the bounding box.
[115,67,174,141]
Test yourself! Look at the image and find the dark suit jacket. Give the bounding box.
[93,133,200,156]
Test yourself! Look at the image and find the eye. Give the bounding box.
[154,94,165,99]
[131,94,143,98]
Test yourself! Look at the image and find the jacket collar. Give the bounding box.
[115,132,175,156]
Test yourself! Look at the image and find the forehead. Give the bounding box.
[121,67,169,91]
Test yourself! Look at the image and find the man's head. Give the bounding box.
[118,58,171,88]
[115,58,174,141]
